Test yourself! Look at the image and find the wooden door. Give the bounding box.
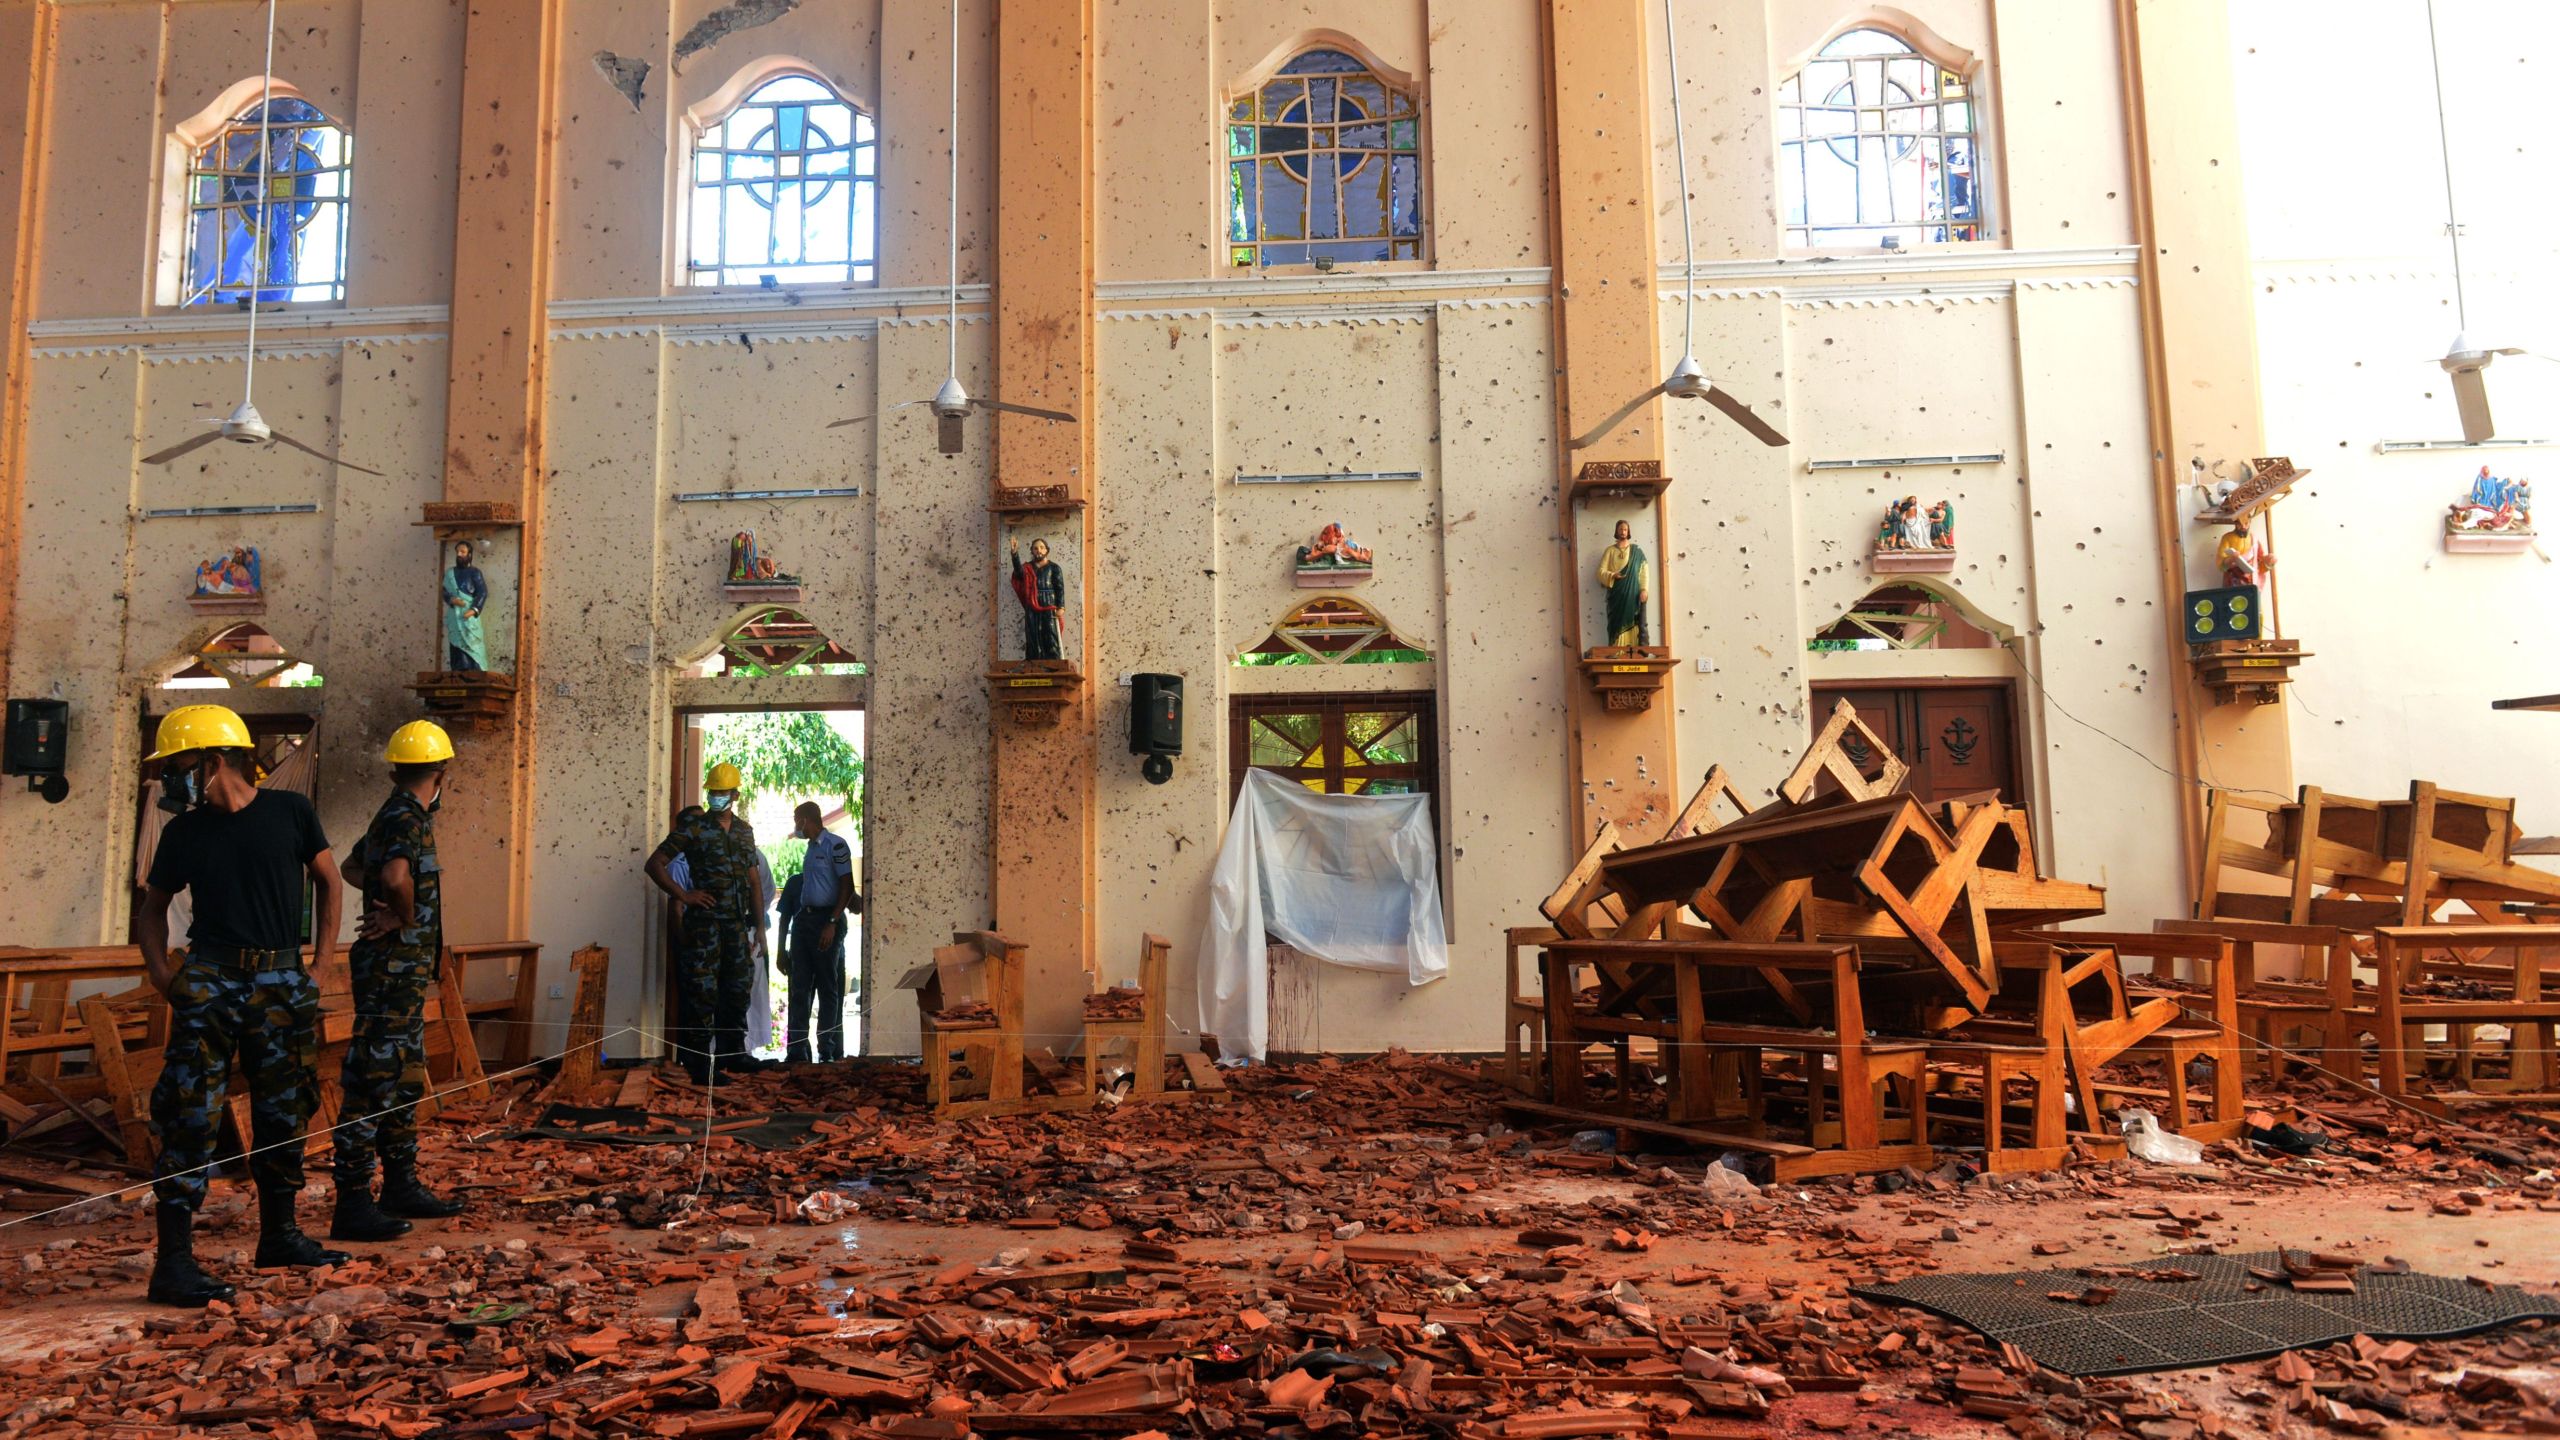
[1810,682,2022,808]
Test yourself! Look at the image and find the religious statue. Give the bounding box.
[191,546,261,599]
[1009,537,1066,662]
[1927,499,1956,549]
[2447,465,2534,535]
[444,539,490,673]
[2216,515,2269,590]
[727,530,799,586]
[1875,496,1936,552]
[1596,519,1649,648]
[1295,523,1374,571]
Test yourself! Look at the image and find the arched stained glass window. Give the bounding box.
[1228,48,1423,269]
[1778,28,1981,249]
[688,73,877,287]
[182,97,352,307]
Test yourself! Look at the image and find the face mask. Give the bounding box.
[157,761,206,815]
[428,782,445,815]
[708,793,735,813]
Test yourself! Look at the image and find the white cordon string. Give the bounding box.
[1663,0,1697,360]
[2422,0,2468,331]
[243,0,280,407]
[945,0,959,381]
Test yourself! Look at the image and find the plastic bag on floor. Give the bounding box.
[1702,1157,1763,1205]
[798,1189,859,1224]
[2118,1108,2204,1166]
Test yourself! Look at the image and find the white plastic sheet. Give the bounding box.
[1196,769,1448,1062]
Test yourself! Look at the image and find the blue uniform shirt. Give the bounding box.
[796,830,853,914]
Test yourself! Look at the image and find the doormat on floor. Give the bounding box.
[509,1104,827,1152]
[1853,1250,2560,1377]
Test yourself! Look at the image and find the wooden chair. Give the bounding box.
[1083,933,1171,1101]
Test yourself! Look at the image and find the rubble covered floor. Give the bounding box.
[2,1052,2557,1438]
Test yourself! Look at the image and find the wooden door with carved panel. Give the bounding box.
[1810,682,2022,808]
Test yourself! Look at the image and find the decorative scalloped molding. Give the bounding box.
[1438,295,1547,312]
[1656,244,2136,284]
[2253,261,2530,289]
[1103,307,1216,323]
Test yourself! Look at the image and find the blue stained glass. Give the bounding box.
[1279,49,1365,76]
[687,73,876,286]
[1231,48,1424,266]
[184,97,349,306]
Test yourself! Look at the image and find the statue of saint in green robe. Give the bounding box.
[1596,523,1649,648]
[444,541,489,673]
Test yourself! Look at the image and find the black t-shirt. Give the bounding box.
[147,790,330,951]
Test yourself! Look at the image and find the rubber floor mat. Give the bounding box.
[1853,1250,2560,1377]
[510,1104,827,1151]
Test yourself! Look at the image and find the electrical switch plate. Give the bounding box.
[1695,657,1718,673]
[548,984,564,999]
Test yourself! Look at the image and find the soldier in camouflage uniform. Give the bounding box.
[136,704,350,1307]
[330,721,470,1242]
[644,761,761,1081]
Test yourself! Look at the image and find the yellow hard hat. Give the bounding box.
[384,719,456,766]
[148,704,252,761]
[706,761,744,792]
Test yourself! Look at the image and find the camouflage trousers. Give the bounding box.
[334,941,436,1186]
[675,909,756,1067]
[150,958,320,1211]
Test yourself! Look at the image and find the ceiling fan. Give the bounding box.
[2418,0,2550,443]
[142,0,379,477]
[1568,0,1787,454]
[827,0,1073,457]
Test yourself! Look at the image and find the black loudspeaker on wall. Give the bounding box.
[3,698,71,804]
[1129,674,1182,785]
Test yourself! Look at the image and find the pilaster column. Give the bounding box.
[1544,0,1678,842]
[0,2,54,704]
[2119,0,2291,884]
[435,0,563,940]
[991,0,1097,1038]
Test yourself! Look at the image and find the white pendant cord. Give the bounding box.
[244,0,279,408]
[2422,0,2467,332]
[945,0,959,381]
[1664,0,1696,361]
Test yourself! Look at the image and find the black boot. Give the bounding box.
[146,1202,235,1308]
[378,1165,464,1219]
[330,1176,413,1241]
[254,1189,350,1268]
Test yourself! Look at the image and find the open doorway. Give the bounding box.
[670,704,868,1058]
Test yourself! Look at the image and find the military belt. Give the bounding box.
[188,944,305,972]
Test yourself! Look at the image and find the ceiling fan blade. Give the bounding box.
[267,429,386,476]
[937,412,967,455]
[826,399,933,430]
[1702,386,1791,448]
[141,431,226,466]
[1566,382,1672,452]
[824,415,877,430]
[973,398,1077,425]
[2450,368,2496,444]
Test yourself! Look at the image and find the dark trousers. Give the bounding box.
[152,958,320,1210]
[447,645,482,673]
[785,915,847,1063]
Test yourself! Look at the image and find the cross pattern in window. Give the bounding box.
[1228,48,1423,268]
[183,98,352,306]
[1233,695,1435,799]
[688,74,877,287]
[1778,29,1980,249]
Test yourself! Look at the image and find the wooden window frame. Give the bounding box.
[1227,691,1440,805]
